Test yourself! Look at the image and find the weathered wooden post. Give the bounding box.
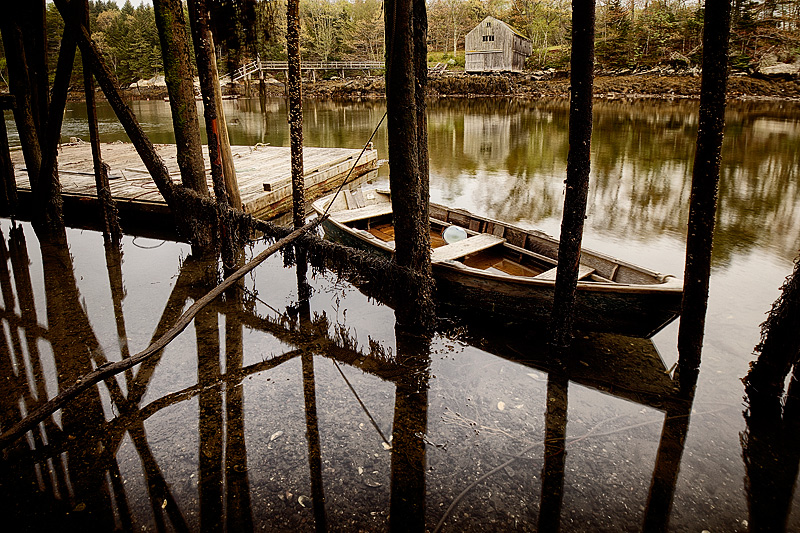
[209,38,241,211]
[549,0,596,348]
[153,0,209,196]
[384,0,435,333]
[80,0,121,243]
[257,57,268,114]
[189,0,230,207]
[287,0,304,231]
[0,17,43,187]
[677,0,733,390]
[53,0,216,252]
[287,0,311,301]
[0,95,18,217]
[1,2,67,240]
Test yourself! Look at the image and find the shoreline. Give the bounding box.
[65,72,800,103]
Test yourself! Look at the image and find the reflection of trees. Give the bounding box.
[425,98,800,264]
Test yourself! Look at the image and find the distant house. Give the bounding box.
[465,17,532,73]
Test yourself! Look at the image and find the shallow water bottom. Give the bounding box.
[0,220,795,532]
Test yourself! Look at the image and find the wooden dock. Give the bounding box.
[11,142,379,223]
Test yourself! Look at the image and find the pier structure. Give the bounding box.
[10,142,379,230]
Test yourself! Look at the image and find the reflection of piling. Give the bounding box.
[741,253,800,532]
[742,368,800,533]
[193,261,225,531]
[40,237,116,529]
[538,371,568,533]
[225,280,255,531]
[104,240,133,384]
[390,331,431,532]
[297,263,328,532]
[642,387,695,532]
[744,254,800,399]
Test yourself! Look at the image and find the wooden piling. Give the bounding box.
[153,0,209,196]
[287,0,304,230]
[384,0,435,333]
[0,95,18,216]
[549,0,596,348]
[189,0,230,208]
[0,15,43,189]
[677,0,733,389]
[80,0,121,244]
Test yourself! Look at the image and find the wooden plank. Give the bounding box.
[12,142,379,221]
[431,233,505,262]
[329,203,393,223]
[534,264,595,281]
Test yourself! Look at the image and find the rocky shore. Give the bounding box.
[303,72,800,101]
[109,71,800,102]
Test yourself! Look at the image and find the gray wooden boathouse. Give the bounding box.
[465,16,532,73]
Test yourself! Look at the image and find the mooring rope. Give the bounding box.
[320,111,387,219]
[332,358,392,448]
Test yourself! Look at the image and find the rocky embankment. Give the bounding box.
[105,69,800,102]
[303,71,800,101]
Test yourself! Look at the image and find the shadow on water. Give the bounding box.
[741,341,800,532]
[0,221,795,531]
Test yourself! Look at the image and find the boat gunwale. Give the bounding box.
[312,192,683,295]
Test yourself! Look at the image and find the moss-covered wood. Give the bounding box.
[384,0,435,333]
[153,0,209,197]
[287,0,305,230]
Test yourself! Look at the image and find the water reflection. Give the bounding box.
[0,222,720,531]
[9,96,796,266]
[742,328,800,533]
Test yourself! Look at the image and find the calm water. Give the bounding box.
[1,96,800,531]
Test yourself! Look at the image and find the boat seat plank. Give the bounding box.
[330,203,393,223]
[534,264,595,281]
[431,234,505,262]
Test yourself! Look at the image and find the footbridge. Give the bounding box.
[233,59,385,81]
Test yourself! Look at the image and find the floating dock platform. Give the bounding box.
[11,142,379,226]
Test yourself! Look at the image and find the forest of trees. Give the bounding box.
[0,0,798,88]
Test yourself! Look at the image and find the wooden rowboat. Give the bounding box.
[312,187,683,337]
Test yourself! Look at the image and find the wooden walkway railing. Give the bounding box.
[233,59,385,80]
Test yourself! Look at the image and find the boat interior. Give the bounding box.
[321,189,665,286]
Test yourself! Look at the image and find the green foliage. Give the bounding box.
[731,0,800,68]
[5,0,796,94]
[428,50,466,69]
